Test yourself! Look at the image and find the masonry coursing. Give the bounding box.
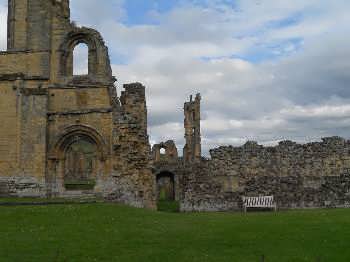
[179,137,350,211]
[0,0,155,209]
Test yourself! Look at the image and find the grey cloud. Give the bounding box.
[142,29,350,154]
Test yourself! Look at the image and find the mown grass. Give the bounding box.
[0,202,349,262]
[0,197,100,204]
[157,200,180,212]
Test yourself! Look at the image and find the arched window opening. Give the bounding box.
[159,147,167,161]
[73,43,89,75]
[0,3,8,51]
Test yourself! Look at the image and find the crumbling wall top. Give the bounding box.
[152,140,179,163]
[210,136,350,160]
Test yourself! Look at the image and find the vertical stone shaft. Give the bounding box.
[7,0,70,51]
[7,0,28,50]
[183,93,201,163]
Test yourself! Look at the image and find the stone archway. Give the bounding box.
[63,136,98,189]
[48,125,109,194]
[156,171,175,201]
[58,27,113,82]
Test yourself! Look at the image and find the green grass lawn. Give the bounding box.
[0,202,349,262]
[157,200,180,212]
[0,197,99,204]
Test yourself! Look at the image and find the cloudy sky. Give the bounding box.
[1,0,350,155]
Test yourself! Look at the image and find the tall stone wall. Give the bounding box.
[210,137,350,178]
[110,83,156,209]
[0,83,19,177]
[18,88,48,190]
[0,52,50,77]
[0,0,156,209]
[0,82,48,197]
[180,137,350,211]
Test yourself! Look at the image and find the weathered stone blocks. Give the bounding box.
[0,0,156,209]
[180,138,350,211]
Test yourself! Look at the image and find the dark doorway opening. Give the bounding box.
[156,171,175,201]
[156,171,179,212]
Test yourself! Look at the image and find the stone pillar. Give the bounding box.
[183,93,201,163]
[118,83,156,209]
[7,0,71,52]
[7,0,28,50]
[120,83,148,135]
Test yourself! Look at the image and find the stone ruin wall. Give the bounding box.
[109,83,156,208]
[180,137,350,211]
[2,1,350,212]
[0,0,156,209]
[152,95,350,212]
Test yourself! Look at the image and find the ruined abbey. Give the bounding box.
[1,0,350,211]
[0,0,154,208]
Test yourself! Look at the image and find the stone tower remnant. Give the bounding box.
[183,94,202,163]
